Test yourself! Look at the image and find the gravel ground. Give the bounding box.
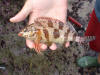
[0,0,100,75]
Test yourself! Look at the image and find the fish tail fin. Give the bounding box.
[75,36,95,43]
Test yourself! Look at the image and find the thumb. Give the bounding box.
[10,0,32,23]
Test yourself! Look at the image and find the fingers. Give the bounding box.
[26,40,34,49]
[26,39,57,51]
[26,39,70,51]
[26,39,47,50]
[26,12,40,49]
[65,42,70,47]
[40,44,47,51]
[10,0,32,23]
[49,43,57,50]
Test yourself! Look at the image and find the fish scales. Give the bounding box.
[18,17,95,53]
[22,17,77,43]
[19,17,77,43]
[35,17,77,43]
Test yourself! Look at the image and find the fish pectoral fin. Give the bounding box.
[34,42,41,53]
[34,29,42,53]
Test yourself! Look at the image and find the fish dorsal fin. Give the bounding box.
[35,17,64,24]
[35,17,78,38]
[67,21,77,33]
[34,17,66,29]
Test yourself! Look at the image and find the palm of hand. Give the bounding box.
[27,0,54,24]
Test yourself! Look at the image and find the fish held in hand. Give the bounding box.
[18,17,95,53]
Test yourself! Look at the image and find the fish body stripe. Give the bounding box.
[53,29,60,39]
[59,21,64,30]
[43,29,49,42]
[48,20,53,27]
[36,17,65,29]
[73,33,77,41]
[64,29,70,41]
[34,21,42,26]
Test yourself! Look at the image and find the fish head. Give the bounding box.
[18,23,37,40]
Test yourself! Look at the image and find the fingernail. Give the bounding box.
[9,18,13,22]
[10,17,16,22]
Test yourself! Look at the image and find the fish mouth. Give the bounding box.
[18,33,23,37]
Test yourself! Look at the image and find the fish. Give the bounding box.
[18,17,95,53]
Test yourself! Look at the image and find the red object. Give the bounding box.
[68,16,82,27]
[85,10,100,52]
[18,33,22,37]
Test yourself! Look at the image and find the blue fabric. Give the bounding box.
[95,0,100,22]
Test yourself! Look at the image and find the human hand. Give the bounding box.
[10,0,69,51]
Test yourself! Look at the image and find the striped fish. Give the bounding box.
[18,17,95,53]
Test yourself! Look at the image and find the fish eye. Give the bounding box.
[24,29,27,32]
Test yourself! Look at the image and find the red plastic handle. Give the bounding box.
[68,16,82,27]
